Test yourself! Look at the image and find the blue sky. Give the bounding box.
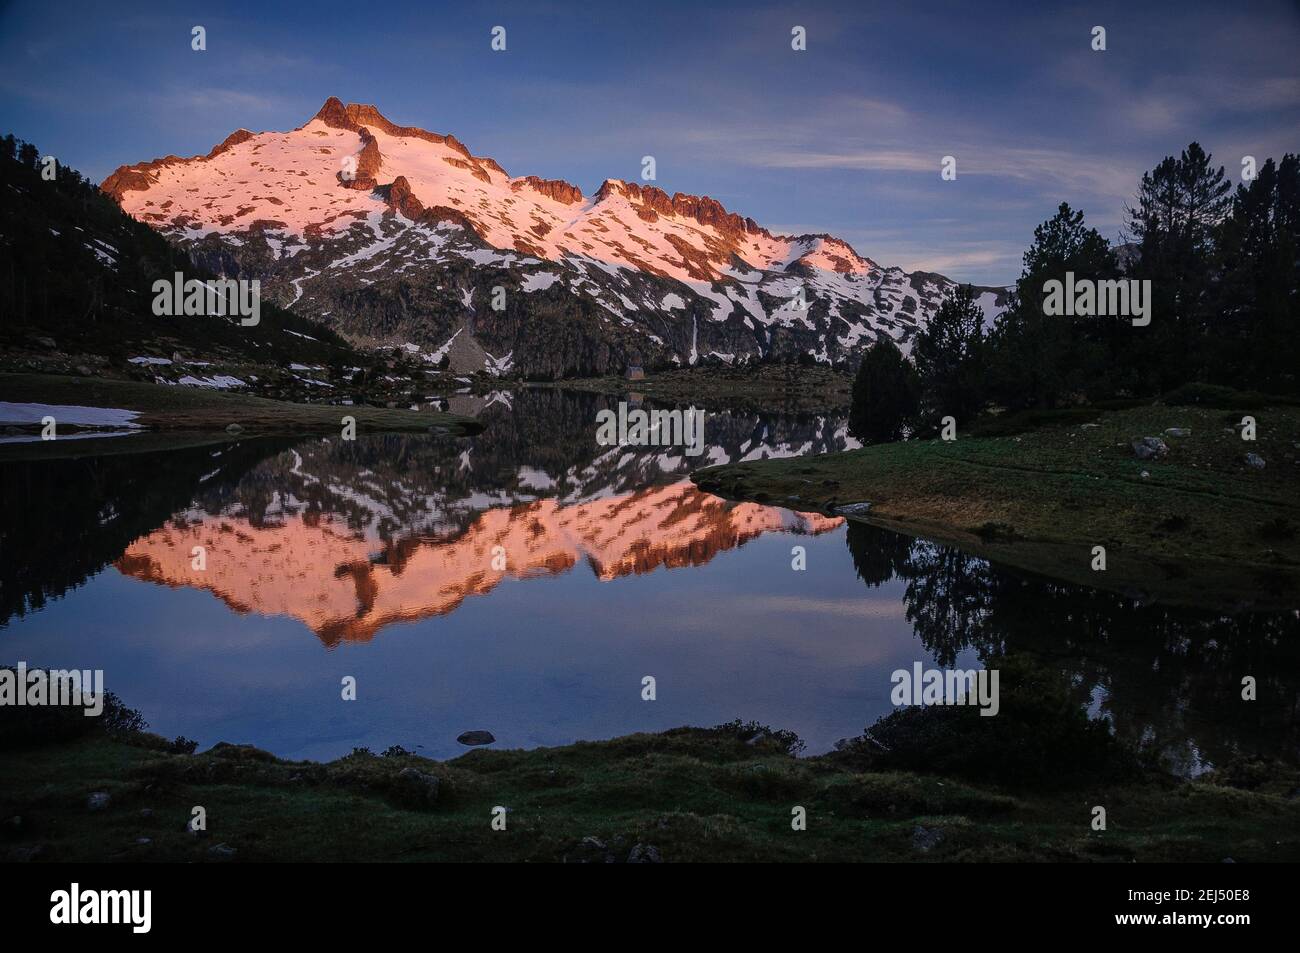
[2,0,1297,285]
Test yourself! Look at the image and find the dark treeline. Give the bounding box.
[851,144,1300,441]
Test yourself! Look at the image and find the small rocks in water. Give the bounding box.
[35,336,57,349]
[1140,470,1150,479]
[138,808,154,821]
[834,501,873,517]
[457,730,496,746]
[135,837,152,846]
[394,767,441,808]
[627,843,663,863]
[225,422,244,434]
[912,825,944,852]
[86,792,111,812]
[581,836,607,851]
[208,843,237,858]
[1131,436,1168,460]
[1164,427,1191,438]
[1244,452,1266,470]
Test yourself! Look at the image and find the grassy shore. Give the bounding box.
[0,373,482,454]
[4,714,1297,863]
[693,401,1300,608]
[561,364,853,413]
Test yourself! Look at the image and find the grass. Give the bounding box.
[4,723,1297,863]
[693,402,1300,608]
[0,373,482,449]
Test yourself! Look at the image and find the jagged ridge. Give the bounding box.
[102,98,1009,379]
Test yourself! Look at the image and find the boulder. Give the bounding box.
[627,843,663,863]
[1131,436,1168,460]
[834,501,873,517]
[457,730,496,746]
[86,791,111,812]
[393,767,440,808]
[1245,452,1266,470]
[912,825,944,852]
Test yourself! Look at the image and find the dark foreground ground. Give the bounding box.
[3,669,1298,863]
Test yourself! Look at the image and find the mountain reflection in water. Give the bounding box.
[1,388,1297,769]
[115,481,840,645]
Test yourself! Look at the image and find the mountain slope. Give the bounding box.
[0,136,360,376]
[103,98,1007,379]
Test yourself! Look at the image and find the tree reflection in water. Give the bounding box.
[845,520,1300,775]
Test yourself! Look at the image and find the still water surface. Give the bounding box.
[2,389,1296,770]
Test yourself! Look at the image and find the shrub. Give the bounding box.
[832,655,1135,789]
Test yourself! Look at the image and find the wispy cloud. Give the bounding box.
[2,0,1296,287]
[148,87,298,116]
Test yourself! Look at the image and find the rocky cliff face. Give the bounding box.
[103,97,1008,379]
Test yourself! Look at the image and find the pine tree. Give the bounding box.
[1126,142,1231,388]
[849,334,919,443]
[1212,154,1300,392]
[911,284,986,426]
[986,203,1118,409]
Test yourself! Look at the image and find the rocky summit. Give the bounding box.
[102,97,1008,379]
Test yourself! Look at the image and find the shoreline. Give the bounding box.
[0,373,482,459]
[555,364,853,414]
[693,401,1300,610]
[4,703,1297,863]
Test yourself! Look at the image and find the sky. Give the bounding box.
[1,0,1297,285]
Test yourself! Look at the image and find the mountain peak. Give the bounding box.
[311,97,391,133]
[102,96,1009,376]
[312,95,349,127]
[308,97,473,161]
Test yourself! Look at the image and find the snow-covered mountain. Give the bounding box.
[103,98,1007,378]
